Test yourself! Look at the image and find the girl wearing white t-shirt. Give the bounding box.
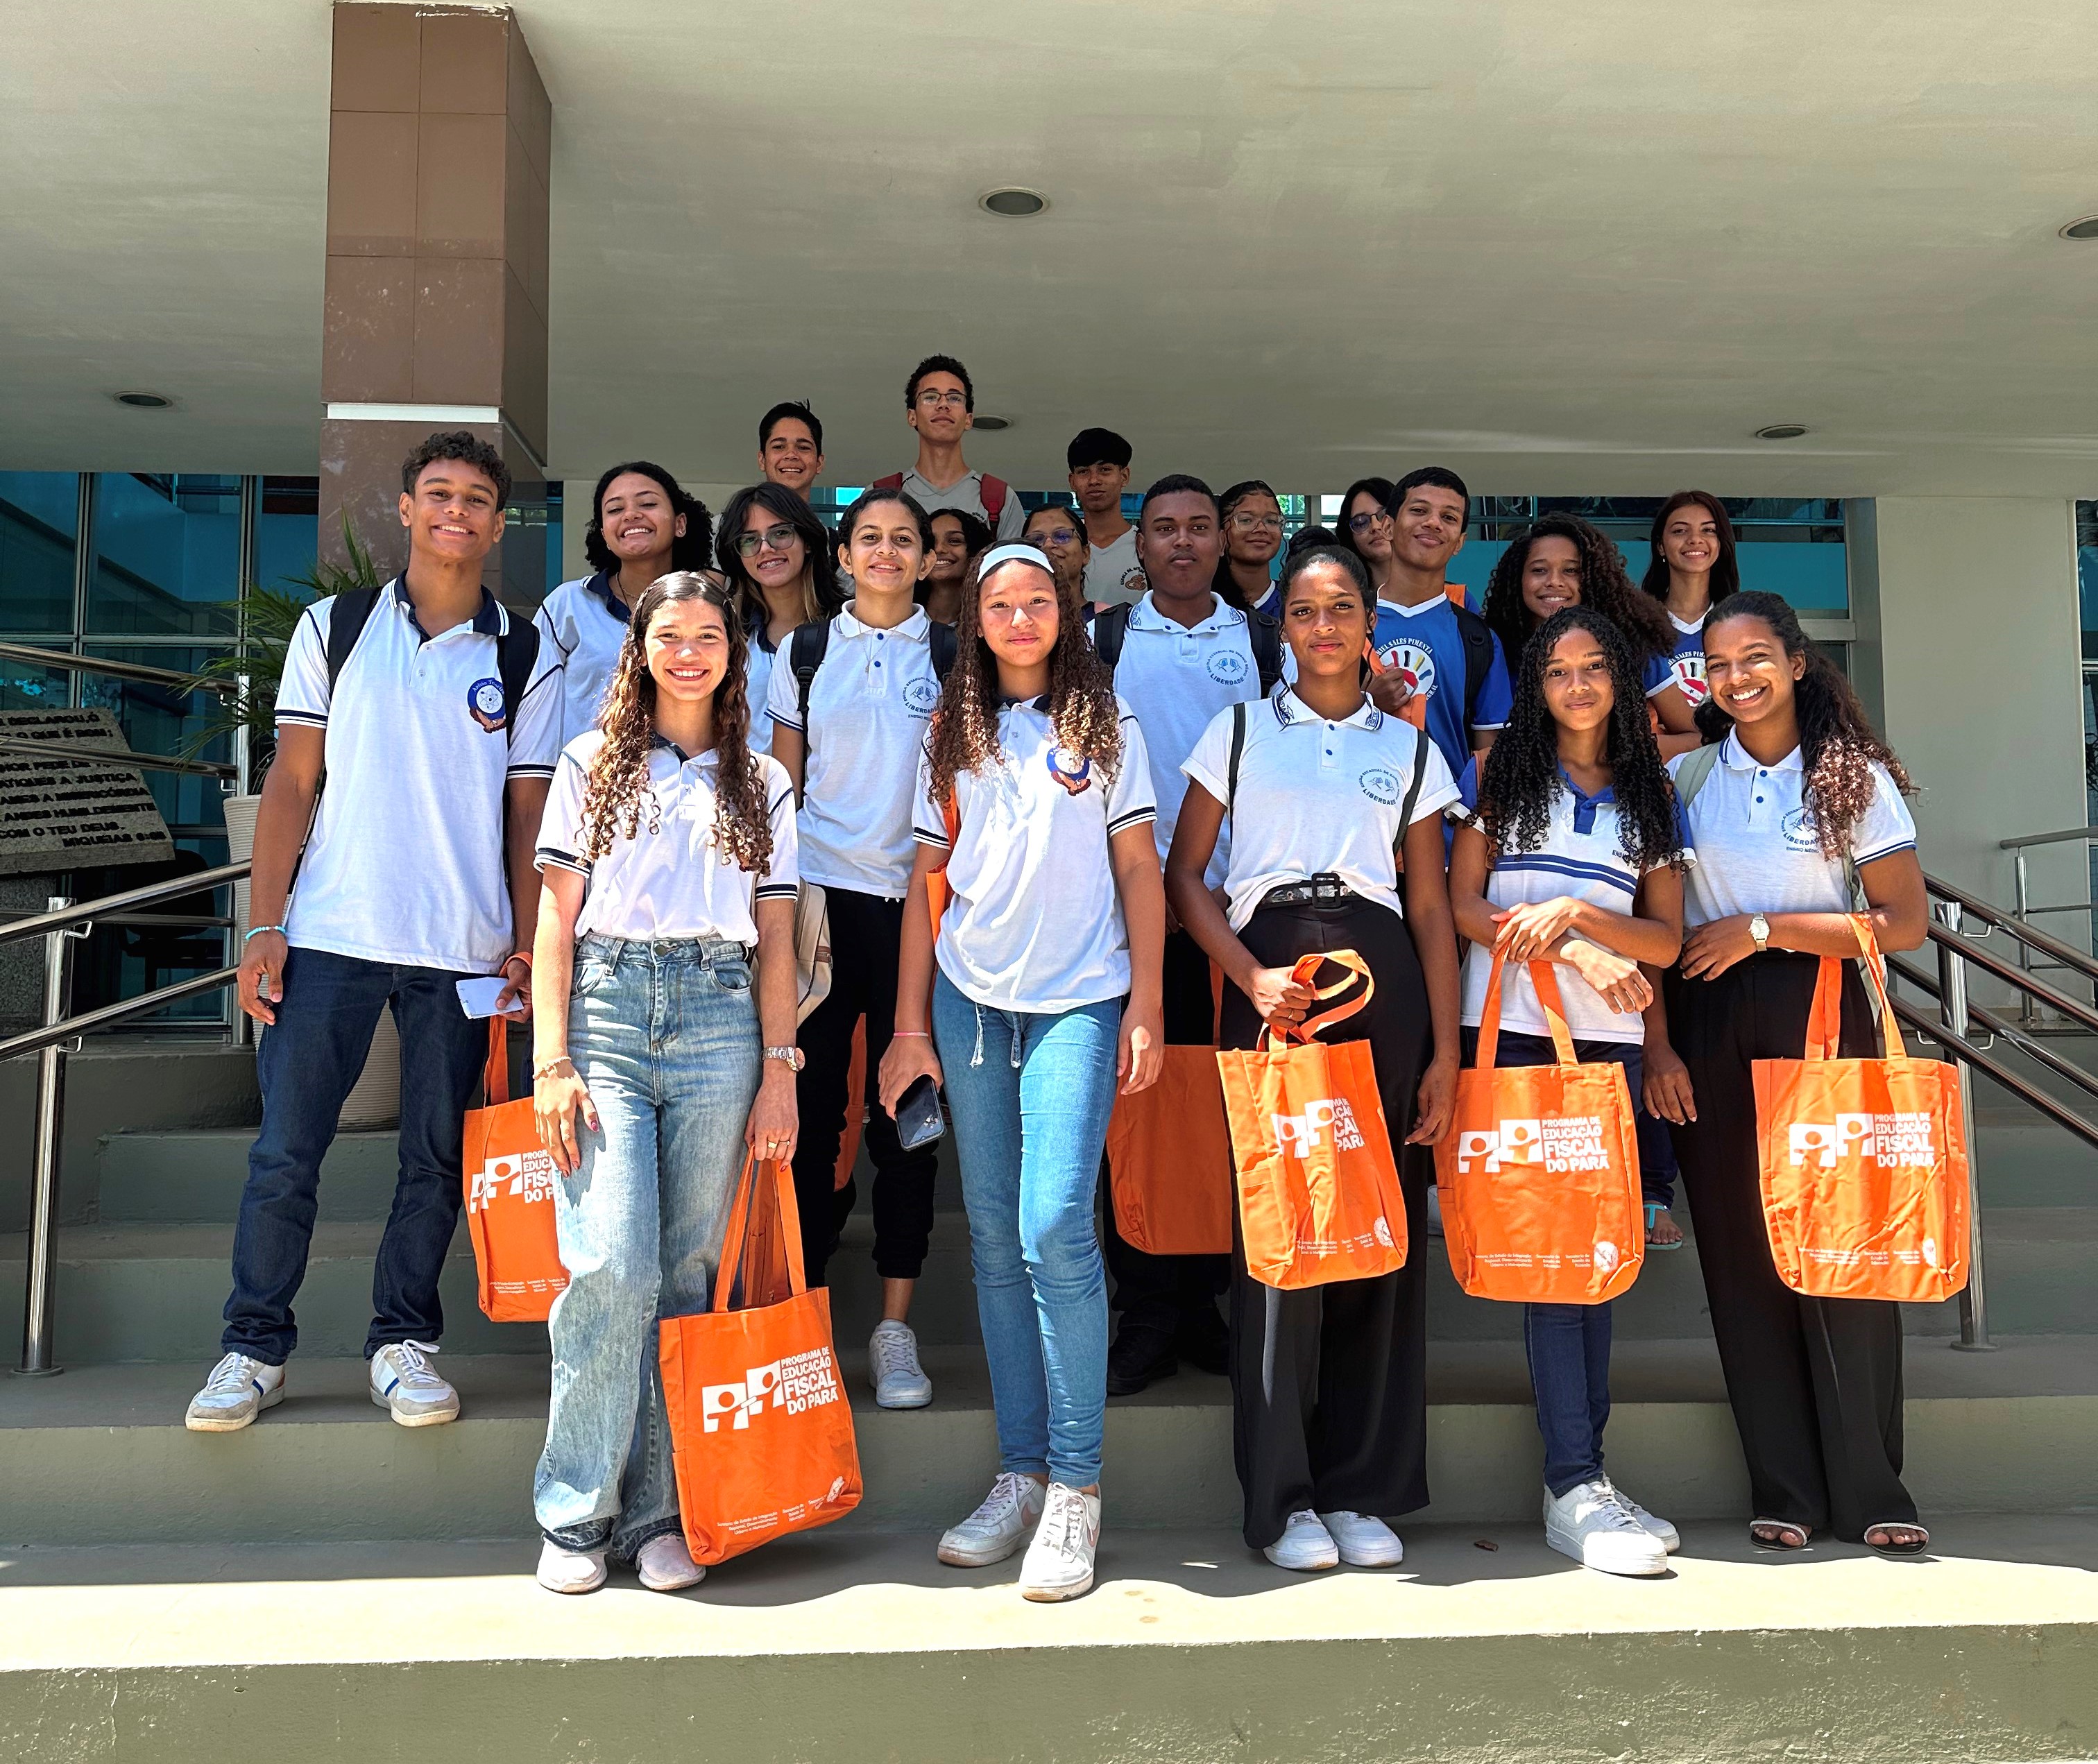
[879,544,1166,1603]
[1644,592,1930,1556]
[1447,606,1690,1579]
[1168,545,1462,1575]
[714,482,844,757]
[528,572,801,1597]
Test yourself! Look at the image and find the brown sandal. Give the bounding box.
[1750,1518,1810,1551]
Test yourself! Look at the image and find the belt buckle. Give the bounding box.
[1308,873,1346,902]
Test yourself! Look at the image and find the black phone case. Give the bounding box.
[894,1074,945,1149]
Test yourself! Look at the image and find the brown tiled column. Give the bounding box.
[321,3,551,604]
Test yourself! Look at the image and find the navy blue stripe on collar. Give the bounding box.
[583,570,631,625]
[391,576,504,638]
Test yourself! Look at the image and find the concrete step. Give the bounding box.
[2,1336,2091,1549]
[1,1516,2093,1763]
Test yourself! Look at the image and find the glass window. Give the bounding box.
[86,473,241,637]
[255,477,320,597]
[0,471,80,634]
[78,644,233,837]
[2076,500,2097,663]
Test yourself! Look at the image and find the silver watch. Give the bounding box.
[1749,913,1771,952]
[765,1045,806,1072]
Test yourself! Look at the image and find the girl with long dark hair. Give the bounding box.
[880,542,1165,1601]
[529,572,801,1595]
[926,507,993,626]
[1216,479,1285,613]
[1644,591,1929,1555]
[1336,476,1399,598]
[1447,606,1689,1576]
[1480,514,1700,758]
[1640,490,1740,710]
[714,482,842,756]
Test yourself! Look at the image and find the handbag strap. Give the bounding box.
[482,1018,508,1106]
[1474,943,1579,1070]
[1802,914,1905,1062]
[711,1154,809,1312]
[1262,948,1375,1050]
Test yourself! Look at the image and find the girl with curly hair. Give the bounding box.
[714,481,843,755]
[1646,590,1929,1556]
[1641,490,1740,710]
[1168,545,1463,1577]
[528,572,801,1596]
[880,543,1166,1602]
[1447,606,1689,1577]
[1480,513,1701,758]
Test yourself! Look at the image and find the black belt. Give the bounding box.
[1258,873,1360,909]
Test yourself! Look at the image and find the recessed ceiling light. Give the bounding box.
[2059,216,2098,241]
[1754,422,1808,440]
[973,415,1012,431]
[114,391,172,409]
[979,188,1047,219]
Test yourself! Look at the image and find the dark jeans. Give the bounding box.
[223,946,488,1364]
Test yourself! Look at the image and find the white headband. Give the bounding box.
[976,542,1057,580]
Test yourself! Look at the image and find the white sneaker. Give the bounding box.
[1426,1185,1445,1238]
[1544,1479,1669,1577]
[1320,1509,1405,1568]
[938,1472,1046,1567]
[869,1319,933,1409]
[1019,1483,1102,1602]
[1264,1508,1340,1572]
[368,1341,459,1427]
[184,1352,285,1432]
[1607,1480,1680,1553]
[536,1539,606,1595]
[636,1532,706,1592]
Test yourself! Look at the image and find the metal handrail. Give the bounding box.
[0,966,238,1065]
[1888,993,2098,1153]
[0,862,247,948]
[1923,872,2098,991]
[1999,825,2098,851]
[1890,953,2098,1117]
[0,733,237,781]
[1913,912,2098,1037]
[0,642,238,696]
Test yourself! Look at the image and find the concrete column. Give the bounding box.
[320,3,550,604]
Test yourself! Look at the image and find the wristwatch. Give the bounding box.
[765,1045,806,1072]
[1749,914,1771,952]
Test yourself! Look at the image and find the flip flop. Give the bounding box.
[1645,1204,1685,1251]
[1750,1518,1810,1551]
[1865,1523,1929,1556]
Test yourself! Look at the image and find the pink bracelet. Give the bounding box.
[891,1029,931,1039]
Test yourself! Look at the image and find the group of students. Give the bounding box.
[186,355,1931,1604]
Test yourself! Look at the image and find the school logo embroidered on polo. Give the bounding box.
[1780,806,1820,853]
[466,676,508,733]
[1376,639,1437,699]
[1207,650,1250,685]
[1047,747,1094,796]
[1358,767,1400,805]
[903,677,941,716]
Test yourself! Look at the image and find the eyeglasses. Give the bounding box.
[915,391,969,410]
[1030,526,1079,547]
[1348,509,1392,533]
[735,523,799,558]
[1229,513,1284,532]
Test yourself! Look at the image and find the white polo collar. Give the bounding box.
[1274,688,1383,732]
[1127,590,1244,637]
[1720,730,1802,773]
[834,603,930,642]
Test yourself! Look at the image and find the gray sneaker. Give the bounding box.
[185,1351,285,1432]
[869,1320,933,1409]
[938,1472,1046,1568]
[368,1341,459,1427]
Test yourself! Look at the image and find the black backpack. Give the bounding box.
[790,616,960,728]
[1449,601,1497,735]
[322,585,541,742]
[1091,601,1286,696]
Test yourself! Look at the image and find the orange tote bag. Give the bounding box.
[1216,950,1409,1290]
[1753,916,1970,1303]
[1108,963,1232,1255]
[461,1019,569,1322]
[1435,948,1644,1303]
[659,1154,863,1566]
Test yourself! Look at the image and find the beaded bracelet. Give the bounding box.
[242,923,287,945]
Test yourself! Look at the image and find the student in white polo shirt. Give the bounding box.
[535,461,715,746]
[1644,592,1929,1557]
[714,482,844,757]
[1168,544,1462,1576]
[528,572,800,1597]
[767,486,955,1411]
[1447,605,1691,1579]
[879,542,1165,1602]
[186,431,561,1435]
[876,355,1024,542]
[1088,473,1283,1397]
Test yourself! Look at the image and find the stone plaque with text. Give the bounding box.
[0,709,176,876]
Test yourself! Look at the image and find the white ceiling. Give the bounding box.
[6,1,2098,498]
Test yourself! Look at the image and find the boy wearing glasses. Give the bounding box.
[876,356,1023,542]
[1068,428,1145,608]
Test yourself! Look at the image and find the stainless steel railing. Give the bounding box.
[1997,825,2098,1024]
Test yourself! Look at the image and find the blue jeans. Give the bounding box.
[934,971,1118,1489]
[534,936,759,1555]
[223,947,488,1364]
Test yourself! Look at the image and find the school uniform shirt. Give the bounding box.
[275,580,561,973]
[744,626,778,758]
[1085,526,1146,608]
[1105,591,1263,888]
[912,696,1157,1014]
[765,603,941,900]
[1453,759,1694,1045]
[1182,689,1460,932]
[1666,610,1708,708]
[534,732,798,944]
[1370,592,1515,779]
[533,572,631,746]
[1671,732,1917,927]
[889,468,1025,543]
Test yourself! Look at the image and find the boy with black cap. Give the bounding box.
[1068,428,1145,608]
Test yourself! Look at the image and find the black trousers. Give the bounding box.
[1222,895,1432,1549]
[1666,952,1914,1540]
[1103,928,1229,1342]
[790,887,939,1287]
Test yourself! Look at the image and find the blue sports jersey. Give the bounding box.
[1370,594,1514,778]
[1664,612,1707,709]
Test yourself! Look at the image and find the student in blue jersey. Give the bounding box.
[879,542,1165,1602]
[767,486,955,1412]
[1447,606,1690,1578]
[187,431,561,1436]
[1644,592,1929,1556]
[1479,514,1700,761]
[1089,474,1283,1395]
[528,572,800,1596]
[1216,480,1285,615]
[1168,544,1462,1575]
[1360,467,1515,777]
[1640,490,1739,713]
[536,462,715,746]
[715,483,844,757]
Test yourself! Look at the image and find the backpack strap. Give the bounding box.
[790,618,831,729]
[928,619,959,681]
[980,474,1008,521]
[1453,601,1495,735]
[323,585,383,697]
[1092,603,1131,673]
[1226,701,1248,811]
[493,615,540,749]
[873,472,904,493]
[1397,720,1431,839]
[1673,741,1723,810]
[1247,608,1284,696]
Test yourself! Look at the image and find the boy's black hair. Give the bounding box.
[1138,473,1218,520]
[1067,427,1134,472]
[758,400,824,454]
[1388,465,1470,511]
[400,431,511,509]
[906,354,974,411]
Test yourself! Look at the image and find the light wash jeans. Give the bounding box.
[534,935,759,1555]
[934,970,1119,1489]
